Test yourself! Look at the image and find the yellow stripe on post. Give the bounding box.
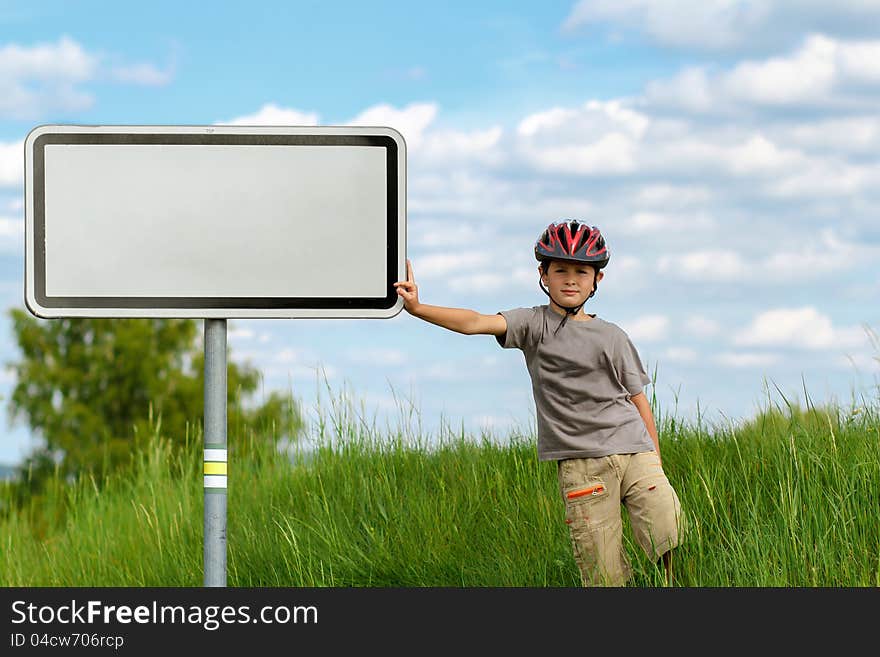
[204,462,228,475]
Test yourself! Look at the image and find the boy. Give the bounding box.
[394,219,683,587]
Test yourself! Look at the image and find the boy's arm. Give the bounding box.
[394,259,507,336]
[409,304,507,335]
[630,392,662,463]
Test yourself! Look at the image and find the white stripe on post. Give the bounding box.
[204,475,227,489]
[204,448,227,462]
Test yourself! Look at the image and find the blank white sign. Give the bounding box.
[25,125,406,319]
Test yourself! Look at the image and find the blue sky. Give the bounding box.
[2,1,880,465]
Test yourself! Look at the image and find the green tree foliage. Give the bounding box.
[4,310,304,490]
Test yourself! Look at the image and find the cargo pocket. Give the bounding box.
[561,479,617,585]
[562,480,610,530]
[564,482,607,503]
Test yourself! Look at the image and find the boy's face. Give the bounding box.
[540,260,604,306]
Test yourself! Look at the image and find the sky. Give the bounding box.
[1,0,880,466]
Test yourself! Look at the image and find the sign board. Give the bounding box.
[24,125,406,319]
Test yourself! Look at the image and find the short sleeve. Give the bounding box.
[613,329,651,395]
[495,307,538,350]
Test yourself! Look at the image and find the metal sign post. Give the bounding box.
[25,124,406,587]
[203,319,227,586]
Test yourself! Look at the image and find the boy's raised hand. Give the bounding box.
[393,258,421,315]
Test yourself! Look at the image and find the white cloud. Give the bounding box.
[235,346,312,366]
[633,184,713,206]
[448,272,509,294]
[639,132,812,179]
[842,276,880,301]
[409,220,480,249]
[512,93,860,194]
[219,103,319,126]
[110,63,173,86]
[525,196,596,219]
[0,35,96,81]
[562,0,770,50]
[613,255,641,273]
[516,100,649,174]
[591,254,645,296]
[721,34,837,105]
[658,250,747,281]
[836,352,880,372]
[410,168,596,220]
[228,326,256,340]
[0,36,174,118]
[644,34,880,114]
[447,258,540,294]
[420,126,503,165]
[624,210,715,233]
[661,347,698,362]
[517,107,578,137]
[643,66,715,113]
[760,229,879,278]
[347,102,437,150]
[735,307,832,348]
[0,141,23,188]
[348,102,503,166]
[734,307,869,350]
[620,315,669,342]
[779,116,880,154]
[656,229,879,283]
[836,326,876,350]
[227,323,272,343]
[561,1,880,52]
[527,132,638,174]
[685,316,720,338]
[726,134,807,175]
[512,266,542,288]
[837,39,880,83]
[415,252,487,278]
[0,215,24,252]
[765,159,871,198]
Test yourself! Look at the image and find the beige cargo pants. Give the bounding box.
[557,450,684,587]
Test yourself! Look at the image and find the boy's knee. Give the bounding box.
[629,480,685,561]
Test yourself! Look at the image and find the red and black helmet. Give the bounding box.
[534,220,609,269]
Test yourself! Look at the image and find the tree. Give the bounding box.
[4,310,304,487]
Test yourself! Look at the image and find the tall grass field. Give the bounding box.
[1,383,878,587]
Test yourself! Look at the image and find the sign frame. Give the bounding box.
[24,124,407,320]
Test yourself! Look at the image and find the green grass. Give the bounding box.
[1,381,878,587]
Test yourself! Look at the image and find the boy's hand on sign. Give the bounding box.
[394,259,421,315]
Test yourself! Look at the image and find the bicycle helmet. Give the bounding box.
[535,220,609,334]
[535,220,609,268]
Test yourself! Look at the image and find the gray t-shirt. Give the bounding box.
[496,305,654,461]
